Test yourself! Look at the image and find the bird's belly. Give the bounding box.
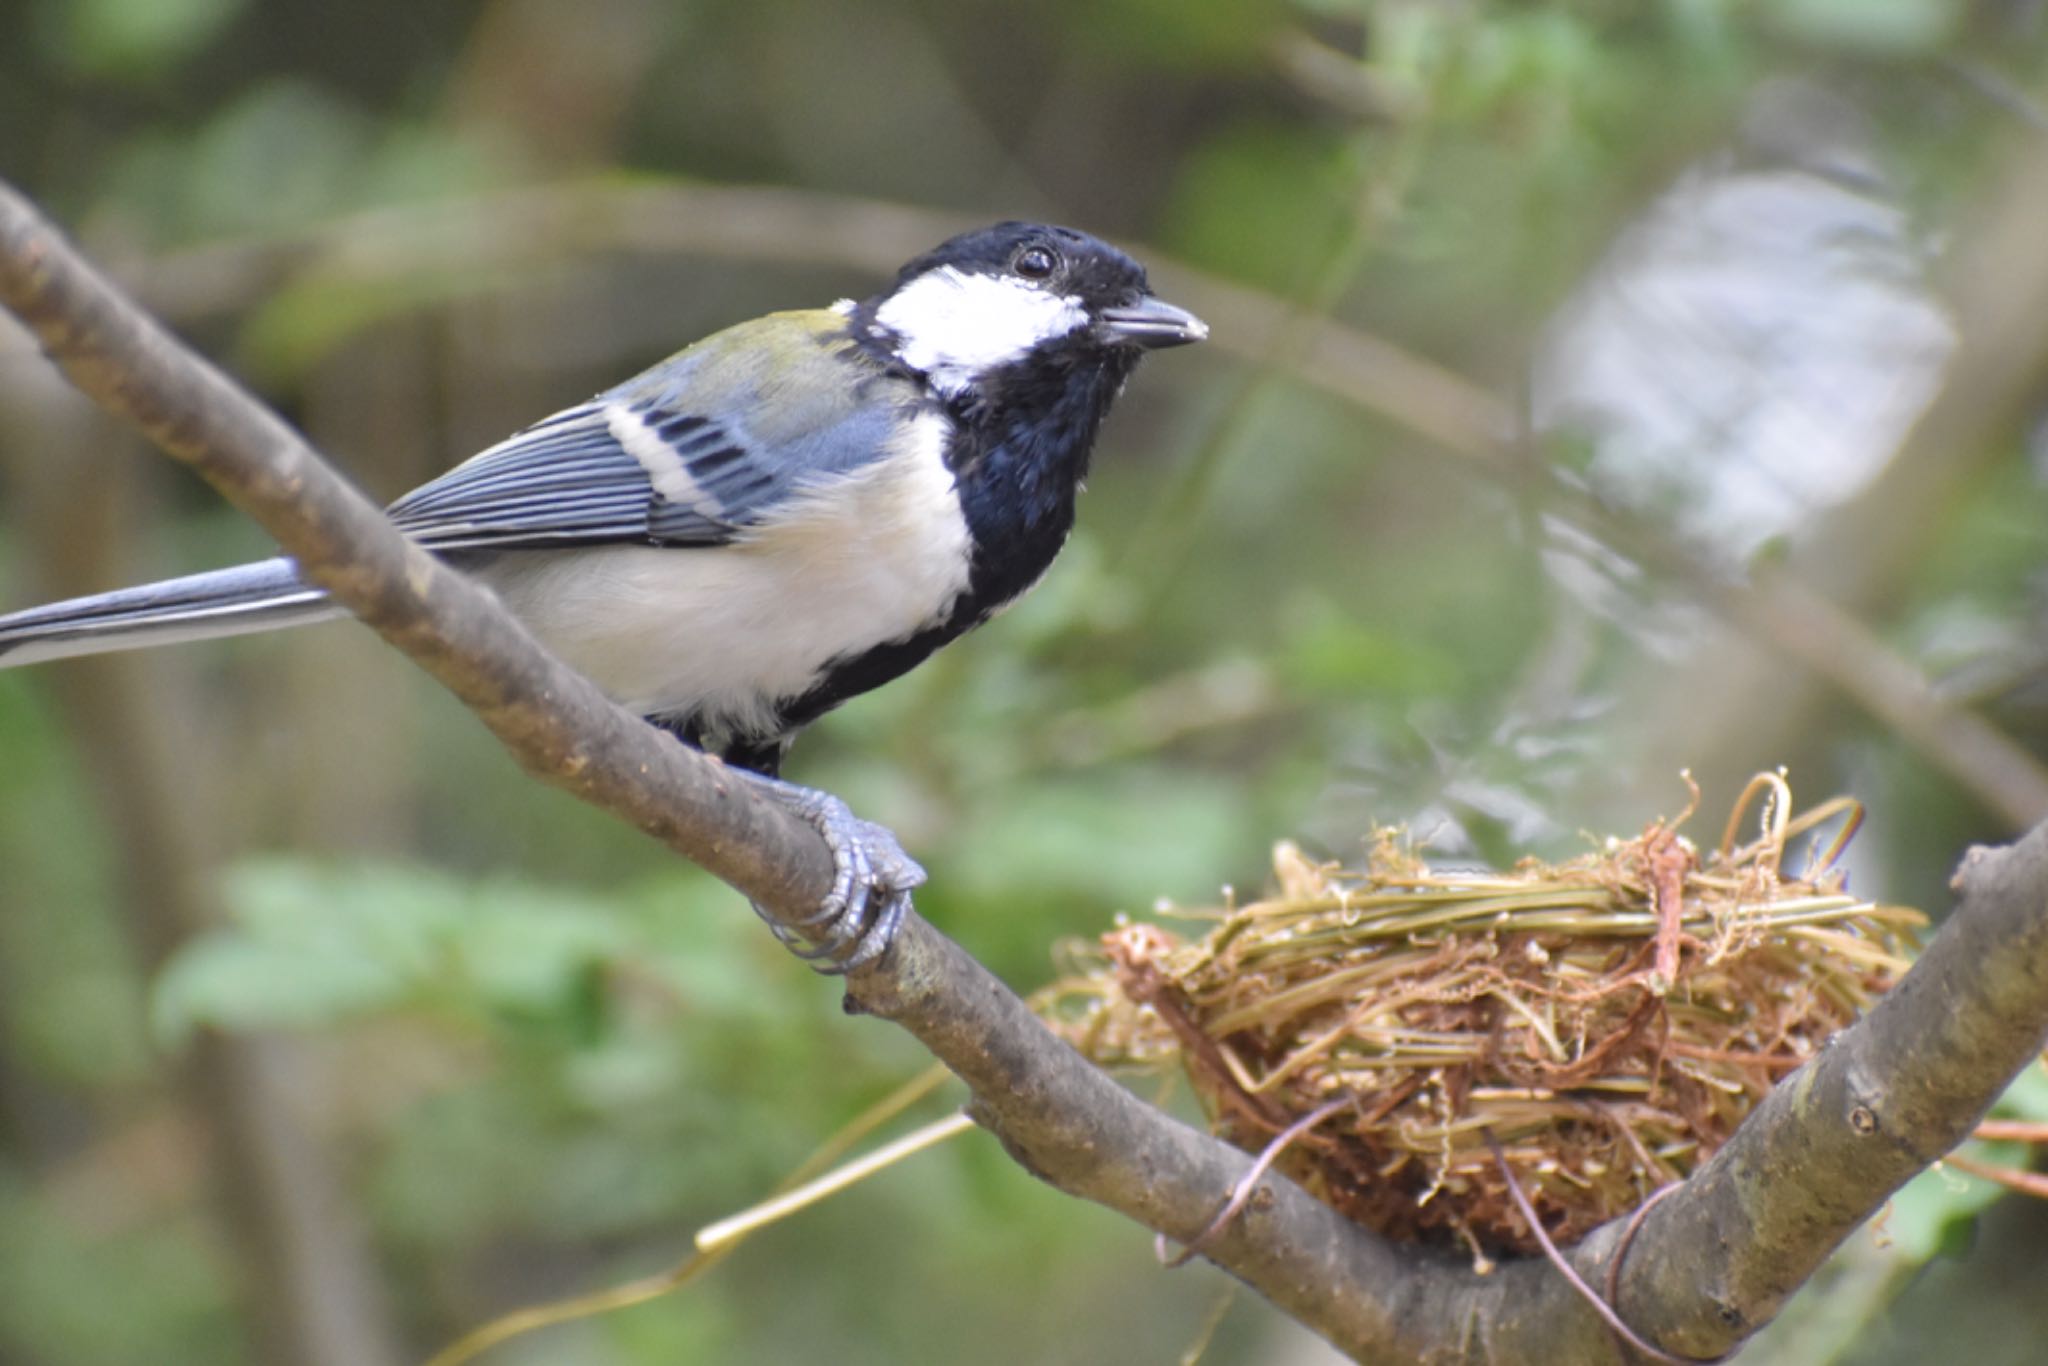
[476,449,975,737]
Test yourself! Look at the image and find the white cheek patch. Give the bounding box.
[876,267,1088,394]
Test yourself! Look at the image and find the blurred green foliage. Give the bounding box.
[4,1,2048,1364]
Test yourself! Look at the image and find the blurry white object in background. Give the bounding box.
[1533,79,1956,576]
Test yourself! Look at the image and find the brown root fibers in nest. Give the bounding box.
[1040,774,1925,1258]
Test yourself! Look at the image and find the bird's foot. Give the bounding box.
[746,776,925,973]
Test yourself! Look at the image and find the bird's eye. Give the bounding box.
[1013,245,1059,280]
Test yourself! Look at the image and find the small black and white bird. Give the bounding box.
[0,221,1206,968]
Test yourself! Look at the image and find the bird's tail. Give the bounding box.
[0,557,342,670]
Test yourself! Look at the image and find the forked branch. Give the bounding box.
[5,179,2046,1363]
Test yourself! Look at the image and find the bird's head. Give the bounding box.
[853,222,1206,400]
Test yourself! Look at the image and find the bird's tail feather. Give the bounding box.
[0,558,341,670]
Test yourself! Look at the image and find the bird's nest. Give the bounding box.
[1041,774,1924,1258]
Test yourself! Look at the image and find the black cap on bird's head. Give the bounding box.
[859,221,1206,397]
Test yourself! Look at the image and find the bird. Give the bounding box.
[0,220,1207,969]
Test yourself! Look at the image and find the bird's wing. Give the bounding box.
[388,310,913,551]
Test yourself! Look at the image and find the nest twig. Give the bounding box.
[1042,774,1924,1255]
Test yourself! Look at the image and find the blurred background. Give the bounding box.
[3,1,2048,1362]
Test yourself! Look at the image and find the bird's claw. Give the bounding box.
[747,777,925,973]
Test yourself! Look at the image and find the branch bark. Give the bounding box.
[6,177,2048,1364]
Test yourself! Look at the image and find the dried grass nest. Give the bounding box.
[1041,775,1925,1258]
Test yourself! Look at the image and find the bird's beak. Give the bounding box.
[1098,295,1208,349]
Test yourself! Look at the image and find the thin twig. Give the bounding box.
[1485,1131,1713,1366]
[696,1111,979,1251]
[1158,1098,1354,1270]
[1943,1150,2048,1199]
[1604,1182,1685,1308]
[422,1249,722,1366]
[426,1066,957,1364]
[1970,1119,2048,1144]
[1179,1282,1242,1366]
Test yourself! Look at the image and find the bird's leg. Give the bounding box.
[743,775,926,973]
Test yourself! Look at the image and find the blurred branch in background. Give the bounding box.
[1267,29,1420,126]
[56,174,2047,829]
[0,337,402,1366]
[442,0,664,169]
[1630,94,2048,822]
[1119,45,1440,604]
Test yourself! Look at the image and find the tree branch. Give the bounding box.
[7,177,2048,1364]
[0,175,1443,1359]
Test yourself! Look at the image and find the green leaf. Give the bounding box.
[1277,592,1457,699]
[1764,0,1961,55]
[1163,124,1357,292]
[1991,1060,2048,1119]
[947,769,1252,912]
[0,1176,241,1363]
[33,0,247,78]
[150,860,640,1044]
[1881,1149,2016,1262]
[1062,0,1288,70]
[151,930,410,1041]
[177,81,372,235]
